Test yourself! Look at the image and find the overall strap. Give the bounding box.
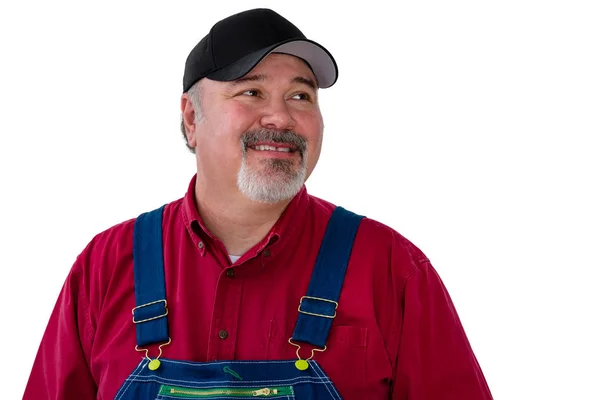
[132,205,169,347]
[291,206,364,348]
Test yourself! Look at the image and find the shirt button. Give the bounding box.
[226,269,235,278]
[263,249,271,257]
[218,330,229,339]
[197,241,204,249]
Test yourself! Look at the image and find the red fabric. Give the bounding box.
[24,175,492,399]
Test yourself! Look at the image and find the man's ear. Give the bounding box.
[181,94,197,147]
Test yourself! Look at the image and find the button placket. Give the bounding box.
[208,274,242,361]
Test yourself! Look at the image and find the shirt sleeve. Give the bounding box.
[391,260,493,399]
[23,256,97,399]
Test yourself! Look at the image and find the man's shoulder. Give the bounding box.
[307,194,428,264]
[80,197,185,261]
[361,217,428,261]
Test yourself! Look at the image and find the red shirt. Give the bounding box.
[24,175,492,399]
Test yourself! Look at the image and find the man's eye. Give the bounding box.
[291,93,311,101]
[242,90,259,97]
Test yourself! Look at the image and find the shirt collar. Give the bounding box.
[182,174,310,258]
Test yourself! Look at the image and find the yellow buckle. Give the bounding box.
[132,299,168,324]
[135,337,171,371]
[297,296,338,319]
[288,338,326,370]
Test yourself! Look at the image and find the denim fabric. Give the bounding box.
[114,358,342,399]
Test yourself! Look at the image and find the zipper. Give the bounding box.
[158,384,293,397]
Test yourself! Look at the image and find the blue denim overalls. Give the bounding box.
[114,205,364,399]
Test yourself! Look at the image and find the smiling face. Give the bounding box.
[181,53,324,203]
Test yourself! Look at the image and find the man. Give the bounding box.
[24,8,493,399]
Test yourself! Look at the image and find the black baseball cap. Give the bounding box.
[183,8,338,92]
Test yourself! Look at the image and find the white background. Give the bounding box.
[1,1,599,398]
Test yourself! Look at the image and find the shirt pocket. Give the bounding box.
[267,320,368,398]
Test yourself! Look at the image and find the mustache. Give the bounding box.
[241,129,307,153]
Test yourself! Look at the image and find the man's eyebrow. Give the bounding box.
[227,74,317,91]
[292,76,317,90]
[227,74,267,88]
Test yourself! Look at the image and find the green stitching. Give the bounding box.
[223,366,243,380]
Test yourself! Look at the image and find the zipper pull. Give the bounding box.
[252,388,271,396]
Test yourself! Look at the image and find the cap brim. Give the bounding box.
[206,39,338,88]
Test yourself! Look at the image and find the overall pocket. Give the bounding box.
[157,384,294,398]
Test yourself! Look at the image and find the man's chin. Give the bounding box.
[237,178,303,204]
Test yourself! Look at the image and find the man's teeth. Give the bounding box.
[252,145,292,152]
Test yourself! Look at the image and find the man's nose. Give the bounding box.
[259,98,296,131]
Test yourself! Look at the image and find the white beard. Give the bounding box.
[237,156,307,203]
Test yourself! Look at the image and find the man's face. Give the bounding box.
[183,53,324,203]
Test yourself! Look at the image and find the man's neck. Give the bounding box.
[194,181,291,256]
